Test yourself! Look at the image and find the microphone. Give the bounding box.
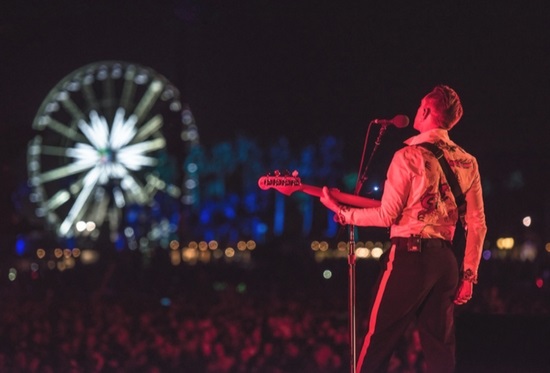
[373,114,409,128]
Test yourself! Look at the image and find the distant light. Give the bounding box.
[160,297,172,307]
[356,247,370,258]
[8,268,17,281]
[482,250,492,260]
[373,185,379,191]
[80,250,100,265]
[182,247,198,262]
[535,278,544,289]
[311,241,320,251]
[169,101,182,111]
[124,227,134,237]
[546,243,550,253]
[181,110,194,124]
[15,238,26,256]
[371,247,383,259]
[76,221,87,232]
[337,241,347,252]
[170,250,181,265]
[236,282,247,293]
[185,179,197,189]
[225,247,235,258]
[496,237,514,250]
[520,241,537,261]
[522,216,532,227]
[323,270,332,279]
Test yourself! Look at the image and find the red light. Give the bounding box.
[535,278,543,288]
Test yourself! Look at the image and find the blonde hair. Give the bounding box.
[424,85,463,130]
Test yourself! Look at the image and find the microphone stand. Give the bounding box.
[348,122,388,373]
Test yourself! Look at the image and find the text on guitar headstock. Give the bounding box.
[257,170,303,196]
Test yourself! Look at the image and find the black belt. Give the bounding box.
[391,236,451,251]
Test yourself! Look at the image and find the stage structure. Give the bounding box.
[26,61,199,250]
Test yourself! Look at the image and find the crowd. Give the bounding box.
[0,246,548,373]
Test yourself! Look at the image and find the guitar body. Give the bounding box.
[258,172,381,208]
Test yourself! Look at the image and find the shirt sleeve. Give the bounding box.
[340,148,418,227]
[462,159,488,277]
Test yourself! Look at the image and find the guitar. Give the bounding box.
[258,171,381,208]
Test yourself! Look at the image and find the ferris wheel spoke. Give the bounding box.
[132,79,164,125]
[44,189,72,211]
[120,173,149,204]
[59,94,86,123]
[110,108,138,150]
[82,75,101,113]
[59,167,101,236]
[120,65,137,111]
[66,143,100,163]
[39,145,75,157]
[101,72,116,120]
[133,114,163,143]
[88,187,110,225]
[89,111,110,148]
[37,117,87,142]
[145,174,170,194]
[38,161,96,184]
[120,138,166,155]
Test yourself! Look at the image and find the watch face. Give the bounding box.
[27,61,199,247]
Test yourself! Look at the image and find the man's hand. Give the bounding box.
[454,280,473,305]
[320,187,348,225]
[320,186,340,213]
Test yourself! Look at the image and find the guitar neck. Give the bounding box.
[300,184,381,208]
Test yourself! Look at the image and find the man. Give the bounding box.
[320,85,487,372]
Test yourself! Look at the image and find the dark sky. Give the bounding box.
[1,0,549,240]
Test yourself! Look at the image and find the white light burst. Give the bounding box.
[57,108,165,236]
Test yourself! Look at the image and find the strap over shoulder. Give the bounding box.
[417,142,466,218]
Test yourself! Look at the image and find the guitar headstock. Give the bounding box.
[258,170,302,196]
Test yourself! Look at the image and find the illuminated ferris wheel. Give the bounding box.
[27,61,199,247]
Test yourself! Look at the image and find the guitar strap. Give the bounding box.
[418,142,466,226]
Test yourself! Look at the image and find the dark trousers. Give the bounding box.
[356,238,459,373]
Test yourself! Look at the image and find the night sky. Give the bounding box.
[1,0,549,243]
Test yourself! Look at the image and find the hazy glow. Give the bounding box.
[496,237,515,250]
[356,247,370,258]
[371,247,383,259]
[522,216,532,227]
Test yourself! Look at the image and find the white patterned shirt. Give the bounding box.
[340,128,487,275]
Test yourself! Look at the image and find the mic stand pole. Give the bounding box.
[348,123,388,373]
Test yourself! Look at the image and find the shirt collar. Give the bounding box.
[404,128,450,145]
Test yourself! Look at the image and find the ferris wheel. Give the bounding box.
[27,61,199,247]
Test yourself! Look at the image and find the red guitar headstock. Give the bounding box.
[258,170,302,196]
